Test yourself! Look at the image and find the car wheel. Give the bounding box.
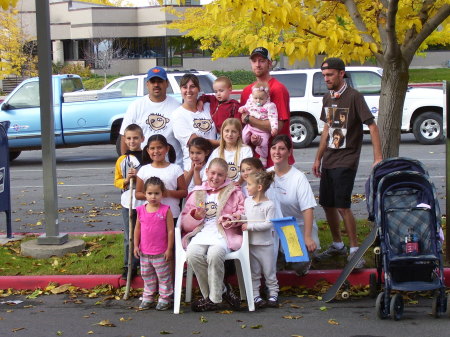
[9,151,21,161]
[115,135,122,156]
[412,111,444,145]
[290,116,315,149]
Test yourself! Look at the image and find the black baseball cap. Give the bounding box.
[250,47,271,60]
[321,57,346,71]
[321,57,348,77]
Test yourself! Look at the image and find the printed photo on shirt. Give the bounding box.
[328,127,347,149]
[146,113,170,131]
[193,118,213,133]
[205,201,218,219]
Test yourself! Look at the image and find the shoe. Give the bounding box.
[191,297,220,312]
[291,261,312,276]
[121,267,137,280]
[254,296,266,309]
[155,301,171,311]
[139,300,154,310]
[348,250,366,269]
[314,244,347,261]
[266,296,279,308]
[222,284,241,310]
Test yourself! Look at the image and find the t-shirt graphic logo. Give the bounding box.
[227,162,238,180]
[205,201,217,219]
[325,107,348,149]
[193,118,212,133]
[146,113,170,131]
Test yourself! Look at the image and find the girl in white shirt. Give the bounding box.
[135,134,188,222]
[207,118,253,185]
[184,137,213,193]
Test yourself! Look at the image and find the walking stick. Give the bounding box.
[123,178,134,300]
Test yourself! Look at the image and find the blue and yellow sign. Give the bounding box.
[272,216,309,262]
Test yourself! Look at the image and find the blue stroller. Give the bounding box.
[365,157,446,320]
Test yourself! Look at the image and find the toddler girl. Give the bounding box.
[184,137,213,193]
[181,158,245,312]
[234,171,279,309]
[240,157,265,197]
[134,177,174,310]
[135,134,187,222]
[239,82,278,166]
[207,118,253,185]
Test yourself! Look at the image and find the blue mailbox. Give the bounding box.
[0,121,12,238]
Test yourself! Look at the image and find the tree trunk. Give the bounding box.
[377,59,409,159]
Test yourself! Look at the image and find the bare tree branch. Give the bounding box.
[384,0,400,60]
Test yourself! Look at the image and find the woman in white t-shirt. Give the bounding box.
[135,134,188,221]
[173,74,218,169]
[267,134,320,275]
[206,118,253,185]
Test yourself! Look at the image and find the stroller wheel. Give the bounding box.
[390,294,404,321]
[369,273,378,298]
[432,292,444,318]
[376,292,388,319]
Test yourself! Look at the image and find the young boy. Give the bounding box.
[114,123,145,279]
[199,76,240,133]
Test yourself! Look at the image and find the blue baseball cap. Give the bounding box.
[146,67,168,81]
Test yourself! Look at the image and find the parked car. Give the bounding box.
[103,69,217,99]
[0,75,136,160]
[270,67,445,148]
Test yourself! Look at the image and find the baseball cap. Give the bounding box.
[146,66,168,81]
[250,47,271,60]
[321,57,346,71]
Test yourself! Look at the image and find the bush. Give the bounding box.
[212,70,254,85]
[54,63,92,78]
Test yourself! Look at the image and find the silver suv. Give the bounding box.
[103,69,216,100]
[271,67,444,148]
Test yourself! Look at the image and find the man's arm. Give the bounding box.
[368,121,383,166]
[312,123,329,178]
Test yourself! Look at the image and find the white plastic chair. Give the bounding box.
[173,224,254,313]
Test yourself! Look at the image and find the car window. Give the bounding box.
[312,72,328,96]
[347,71,381,95]
[173,74,214,93]
[108,79,138,97]
[7,82,40,109]
[271,73,307,97]
[61,78,84,93]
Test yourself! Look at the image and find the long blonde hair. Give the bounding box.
[218,118,244,166]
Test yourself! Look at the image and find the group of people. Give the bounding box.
[113,48,382,312]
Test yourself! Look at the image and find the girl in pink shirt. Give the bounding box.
[134,177,174,311]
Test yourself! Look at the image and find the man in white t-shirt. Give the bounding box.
[119,67,183,168]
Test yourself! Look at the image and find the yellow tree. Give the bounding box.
[168,0,450,158]
[0,0,17,10]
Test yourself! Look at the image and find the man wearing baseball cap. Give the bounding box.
[313,57,382,268]
[119,66,182,167]
[240,47,294,167]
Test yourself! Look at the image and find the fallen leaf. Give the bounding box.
[319,306,327,311]
[251,325,262,329]
[23,305,34,308]
[328,319,339,325]
[51,284,71,294]
[160,331,172,335]
[119,317,132,322]
[282,315,303,320]
[290,304,300,308]
[192,332,200,335]
[291,335,304,337]
[240,324,246,329]
[87,331,94,334]
[11,328,25,332]
[218,310,233,314]
[200,316,207,323]
[27,289,43,299]
[95,320,116,327]
[56,331,63,335]
[317,296,322,300]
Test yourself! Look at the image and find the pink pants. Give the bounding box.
[242,124,270,160]
[140,253,173,303]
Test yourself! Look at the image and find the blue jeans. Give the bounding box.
[122,207,139,270]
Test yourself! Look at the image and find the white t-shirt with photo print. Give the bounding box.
[172,103,217,169]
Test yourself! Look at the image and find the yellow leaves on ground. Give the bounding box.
[95,319,116,327]
[328,318,339,325]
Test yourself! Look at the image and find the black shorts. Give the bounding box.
[319,167,357,209]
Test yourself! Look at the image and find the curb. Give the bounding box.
[2,269,450,290]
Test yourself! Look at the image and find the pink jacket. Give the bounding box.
[180,180,245,251]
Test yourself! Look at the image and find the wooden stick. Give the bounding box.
[227,219,267,223]
[123,178,134,300]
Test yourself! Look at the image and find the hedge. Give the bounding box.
[212,70,255,85]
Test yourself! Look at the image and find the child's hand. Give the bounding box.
[231,213,241,220]
[193,207,206,220]
[250,134,262,146]
[133,246,140,259]
[271,128,278,137]
[164,248,173,261]
[242,223,248,231]
[193,162,205,172]
[196,100,204,112]
[238,106,246,114]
